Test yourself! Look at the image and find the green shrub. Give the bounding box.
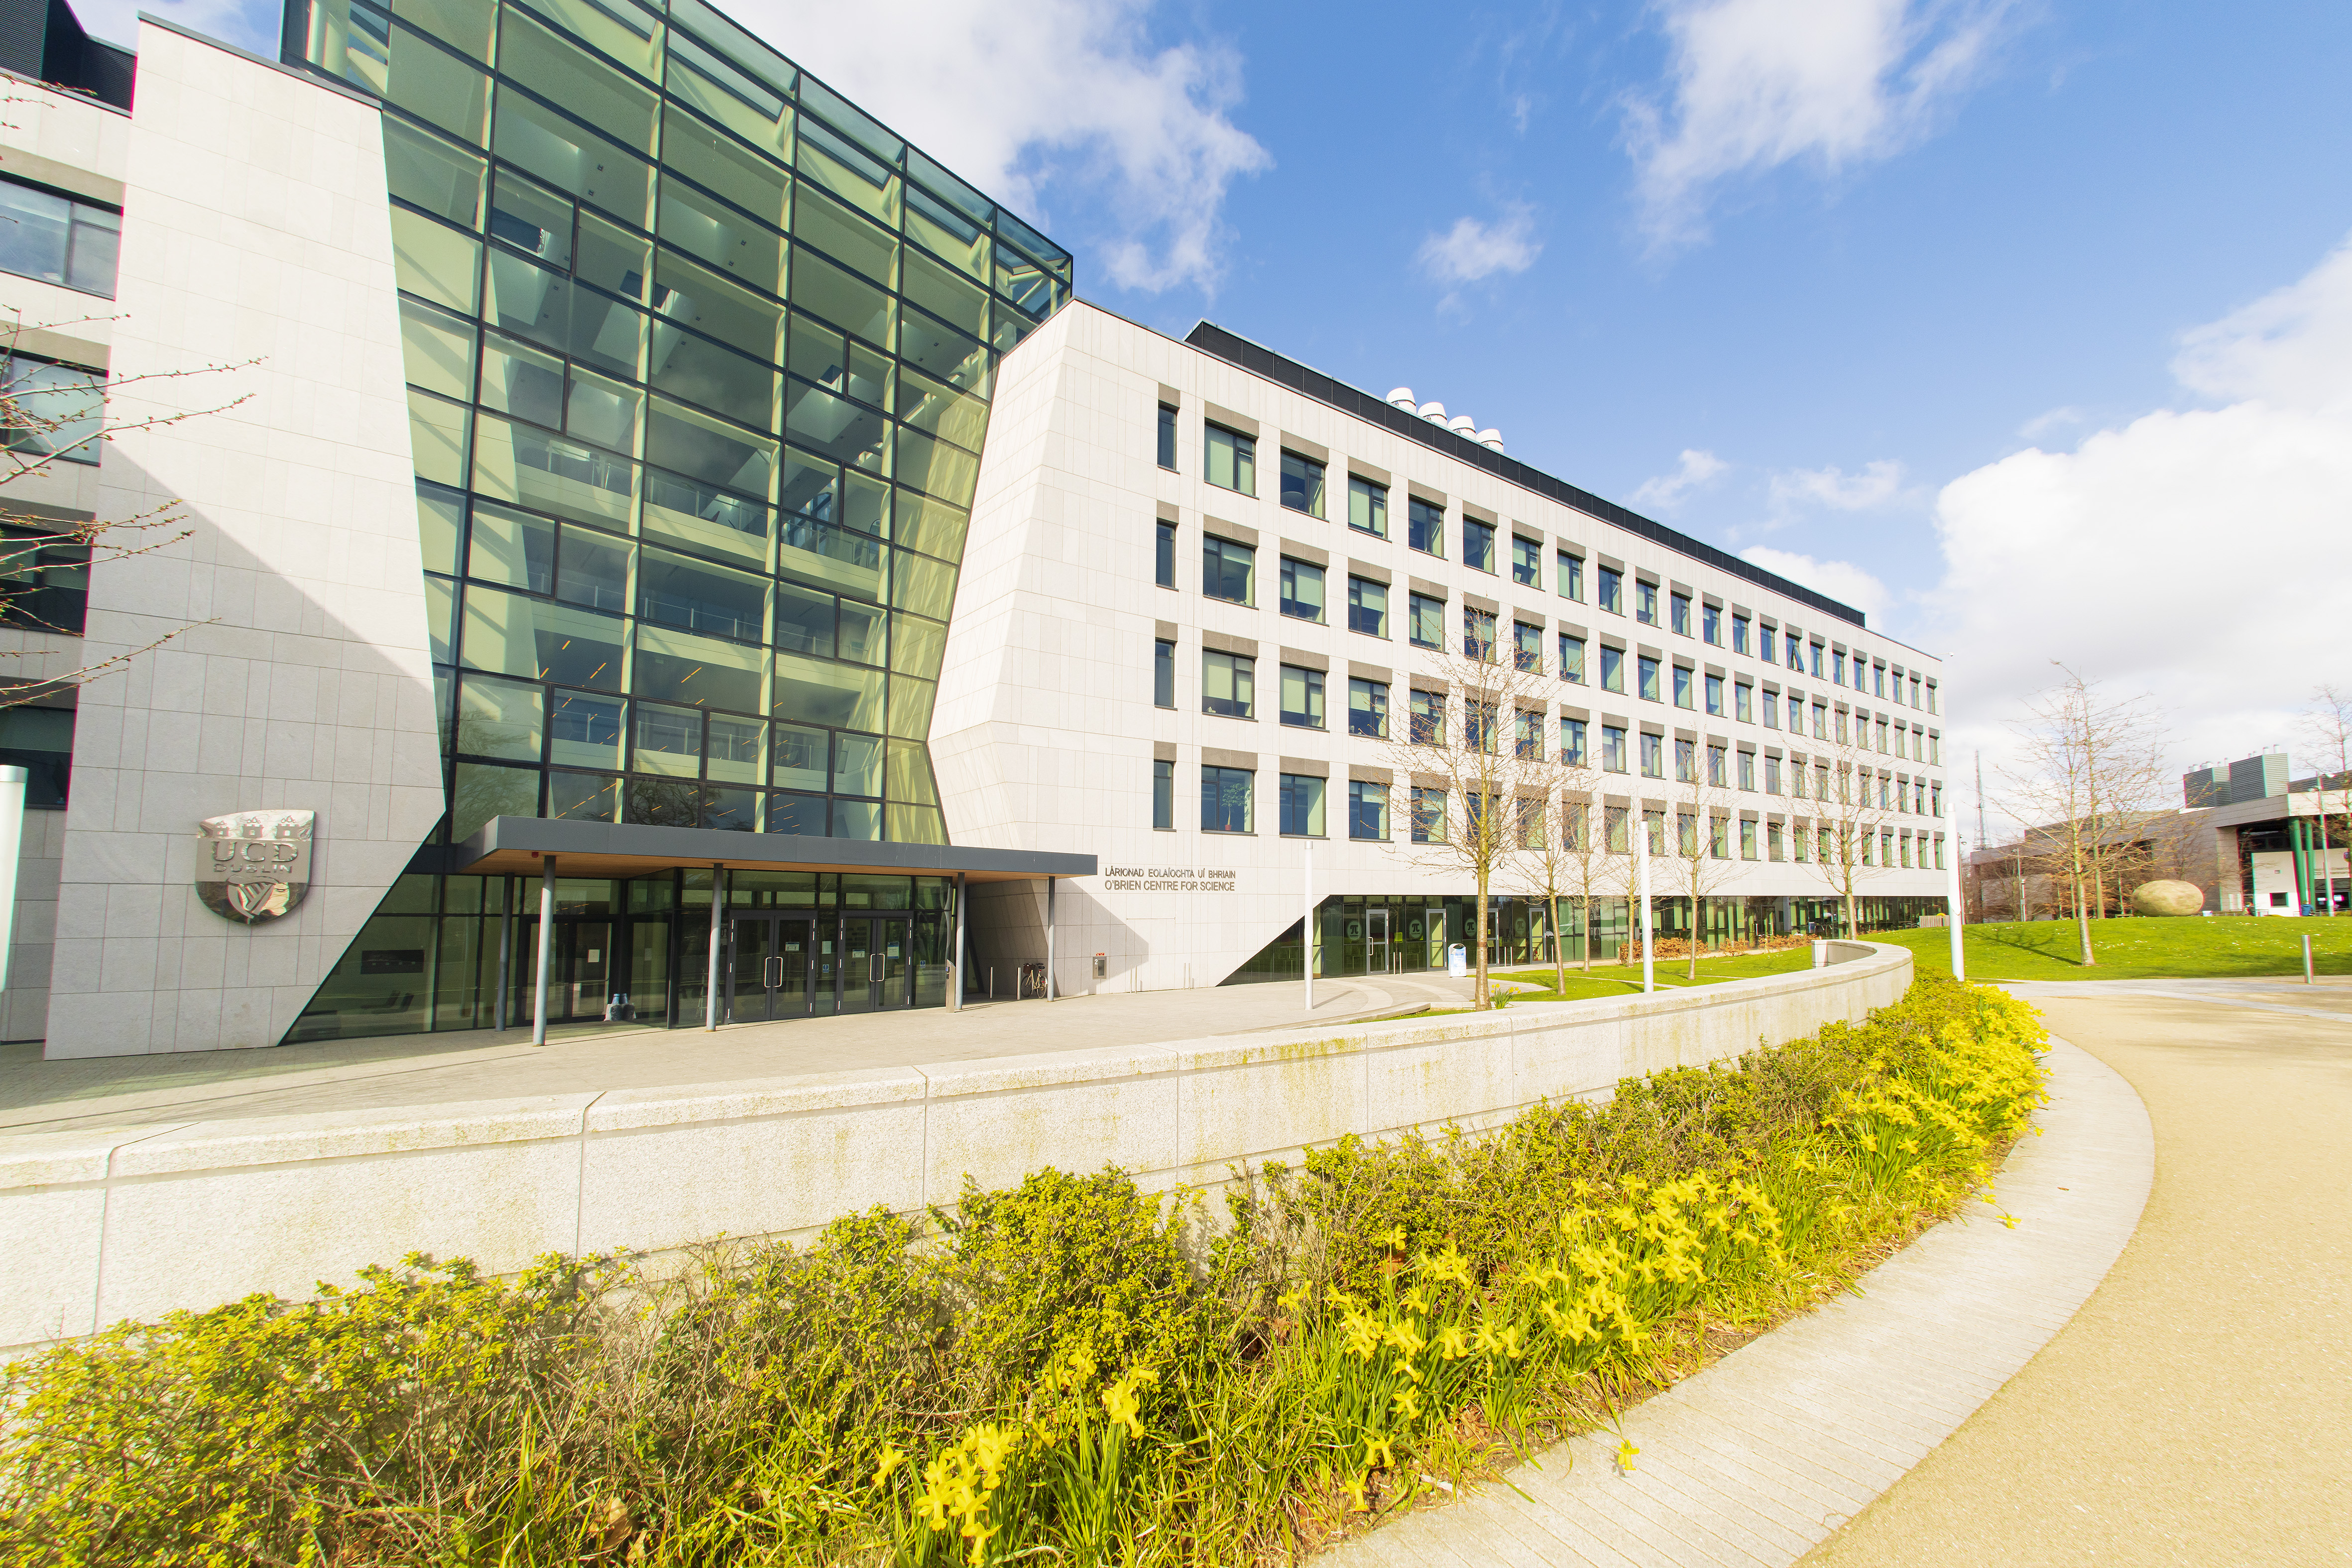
[0,976,2045,1568]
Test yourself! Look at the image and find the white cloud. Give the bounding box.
[1417,207,1542,286]
[1626,0,2018,247]
[1631,448,1728,511]
[1923,231,2352,804]
[2016,405,2083,441]
[1768,457,1904,510]
[1738,546,1889,618]
[719,0,1270,294]
[73,0,277,51]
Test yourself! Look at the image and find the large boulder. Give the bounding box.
[2131,879,2205,917]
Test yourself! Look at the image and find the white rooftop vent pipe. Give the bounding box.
[1417,400,1447,423]
[1387,386,1417,411]
[1447,414,1478,437]
[1476,429,1505,453]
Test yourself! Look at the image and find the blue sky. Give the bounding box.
[108,0,2352,812]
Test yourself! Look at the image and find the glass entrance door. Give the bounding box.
[1366,908,1390,974]
[840,916,911,1014]
[728,915,820,1022]
[562,921,612,1020]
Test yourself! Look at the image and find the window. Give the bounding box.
[1204,423,1255,494]
[1515,707,1544,760]
[1349,475,1388,537]
[1876,718,1888,753]
[1600,646,1625,693]
[1512,535,1541,586]
[1636,580,1658,625]
[1733,681,1751,722]
[1813,702,1828,740]
[1349,677,1389,737]
[1279,557,1326,622]
[1348,575,1389,637]
[1463,517,1496,573]
[1926,683,1938,714]
[1462,606,1497,659]
[1280,450,1326,516]
[1152,759,1173,829]
[1671,593,1691,635]
[1409,688,1445,744]
[1467,701,1498,754]
[1672,665,1694,708]
[1640,732,1663,778]
[1280,664,1325,728]
[1835,708,1850,744]
[1597,565,1623,613]
[1408,592,1444,649]
[1605,804,1629,852]
[1,358,103,465]
[1675,739,1696,783]
[1154,639,1175,707]
[1638,656,1660,702]
[1732,615,1749,655]
[1707,744,1727,786]
[1789,694,1804,732]
[1202,765,1253,832]
[1645,809,1666,856]
[1558,552,1584,601]
[1153,518,1178,589]
[1910,674,1922,708]
[1874,663,1886,697]
[1202,536,1254,604]
[1701,603,1719,644]
[1279,773,1325,835]
[1763,690,1778,729]
[1934,834,1945,869]
[1156,402,1177,468]
[1929,731,1941,764]
[1740,818,1757,860]
[1737,750,1755,789]
[1559,634,1586,683]
[1809,642,1824,677]
[1408,496,1444,556]
[1786,631,1802,668]
[1790,821,1808,862]
[1832,651,1847,685]
[1703,673,1724,715]
[0,176,121,298]
[1710,815,1731,859]
[1202,649,1255,718]
[1411,786,1446,843]
[1349,779,1389,840]
[1764,756,1782,794]
[1514,620,1542,672]
[0,524,90,636]
[1561,716,1587,765]
[1602,724,1628,772]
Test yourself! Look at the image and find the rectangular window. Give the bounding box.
[1605,804,1629,852]
[1640,732,1663,778]
[1559,634,1586,683]
[1710,815,1730,859]
[1154,638,1175,707]
[1639,656,1661,702]
[1411,786,1446,844]
[1155,520,1175,587]
[1463,517,1496,573]
[1733,681,1751,722]
[1279,664,1325,729]
[1731,614,1749,655]
[1597,565,1622,613]
[1672,665,1694,708]
[1767,821,1784,861]
[1349,779,1389,840]
[1407,496,1444,556]
[1204,423,1255,494]
[1560,716,1587,765]
[1156,402,1177,468]
[1765,756,1782,794]
[1558,551,1584,601]
[1279,773,1325,835]
[1202,535,1254,604]
[1349,475,1388,537]
[1910,674,1922,708]
[1763,689,1778,728]
[1791,821,1808,862]
[1876,718,1889,753]
[1280,450,1326,516]
[1788,694,1803,731]
[1675,739,1696,783]
[1701,603,1719,644]
[1929,732,1941,764]
[1810,642,1824,677]
[0,176,121,298]
[1836,708,1850,744]
[1201,649,1255,718]
[1514,620,1542,672]
[1279,557,1326,622]
[1461,605,1497,659]
[1601,724,1628,772]
[2,357,103,465]
[1349,677,1389,737]
[1786,631,1801,668]
[1707,744,1727,786]
[1706,672,1727,714]
[1600,645,1625,693]
[1741,818,1757,859]
[1409,688,1445,744]
[1832,650,1847,685]
[1201,765,1253,832]
[1515,706,1544,760]
[1814,702,1828,740]
[1467,701,1498,754]
[1408,592,1444,650]
[1737,750,1755,789]
[1671,592,1691,635]
[1152,758,1173,829]
[1874,663,1886,697]
[1348,575,1388,637]
[1636,580,1658,625]
[1511,535,1540,587]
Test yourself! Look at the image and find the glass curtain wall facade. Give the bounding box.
[284,0,1070,1038]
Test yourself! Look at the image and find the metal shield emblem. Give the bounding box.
[196,810,315,924]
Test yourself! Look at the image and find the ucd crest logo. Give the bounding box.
[196,810,315,924]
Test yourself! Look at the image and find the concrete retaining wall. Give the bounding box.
[0,942,1910,1356]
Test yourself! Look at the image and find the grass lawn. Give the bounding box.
[1878,917,2352,981]
[1490,946,1817,1003]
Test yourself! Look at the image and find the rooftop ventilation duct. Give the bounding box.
[1476,429,1505,453]
[1417,400,1447,423]
[1387,386,1417,411]
[1446,414,1478,437]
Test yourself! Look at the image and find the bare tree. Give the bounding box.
[1517,743,1607,990]
[1662,737,1744,978]
[1382,617,1562,1008]
[2300,682,2352,916]
[2001,665,2171,965]
[1794,701,1899,938]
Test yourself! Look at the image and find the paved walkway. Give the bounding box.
[0,972,1482,1137]
[1321,1033,2154,1568]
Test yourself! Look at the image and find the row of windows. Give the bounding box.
[1155,411,1936,713]
[449,755,940,843]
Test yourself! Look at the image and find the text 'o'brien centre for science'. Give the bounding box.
[0,0,1952,1057]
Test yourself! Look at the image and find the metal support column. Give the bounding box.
[951,871,967,1011]
[704,863,725,1030]
[494,877,513,1031]
[531,856,555,1047]
[1946,834,1966,983]
[1045,875,1058,1000]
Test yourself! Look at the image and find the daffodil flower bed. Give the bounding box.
[0,977,2046,1567]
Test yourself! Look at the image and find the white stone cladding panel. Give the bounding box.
[940,305,1950,992]
[44,27,441,1057]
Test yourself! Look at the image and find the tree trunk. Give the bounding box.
[2073,863,2095,965]
[1474,880,1490,1008]
[1551,892,1566,996]
[1687,893,1701,980]
[1581,893,1594,971]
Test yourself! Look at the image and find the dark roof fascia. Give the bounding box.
[447,814,1097,878]
[1181,321,1867,630]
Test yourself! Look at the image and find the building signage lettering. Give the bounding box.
[1100,865,1238,893]
[195,809,316,924]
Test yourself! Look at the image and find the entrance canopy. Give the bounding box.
[452,816,1096,883]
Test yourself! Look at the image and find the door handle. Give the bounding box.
[871,953,884,983]
[765,955,783,989]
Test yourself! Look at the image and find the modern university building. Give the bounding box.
[0,0,1953,1058]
